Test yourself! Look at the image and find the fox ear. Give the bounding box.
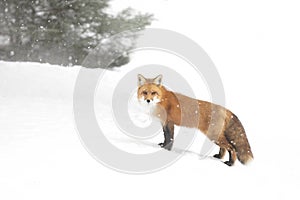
[138,74,147,86]
[153,74,162,86]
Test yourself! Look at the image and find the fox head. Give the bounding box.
[137,74,163,104]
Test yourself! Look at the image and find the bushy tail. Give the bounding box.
[225,114,253,165]
[236,137,254,165]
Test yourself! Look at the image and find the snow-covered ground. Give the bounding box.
[0,57,299,200]
[1,0,300,199]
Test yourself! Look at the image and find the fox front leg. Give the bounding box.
[158,121,174,151]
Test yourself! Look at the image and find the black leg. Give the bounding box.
[224,149,236,166]
[158,126,169,147]
[158,122,174,151]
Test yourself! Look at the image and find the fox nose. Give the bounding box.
[146,99,150,103]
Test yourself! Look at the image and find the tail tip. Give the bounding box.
[241,155,254,166]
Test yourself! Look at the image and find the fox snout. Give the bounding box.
[141,97,154,104]
[138,95,161,105]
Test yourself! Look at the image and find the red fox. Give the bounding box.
[137,74,253,166]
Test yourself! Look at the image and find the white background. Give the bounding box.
[1,0,300,199]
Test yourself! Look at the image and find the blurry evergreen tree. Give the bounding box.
[0,0,153,67]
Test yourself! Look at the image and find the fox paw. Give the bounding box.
[224,161,234,166]
[158,142,165,147]
[158,142,173,151]
[213,154,222,159]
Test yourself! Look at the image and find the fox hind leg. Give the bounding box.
[213,147,226,159]
[215,135,236,166]
[224,148,237,166]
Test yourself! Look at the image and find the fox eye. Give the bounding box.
[151,91,157,95]
[142,91,148,95]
